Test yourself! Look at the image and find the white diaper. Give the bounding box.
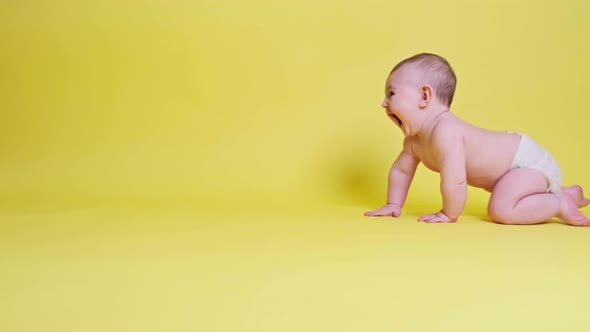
[510,132,562,193]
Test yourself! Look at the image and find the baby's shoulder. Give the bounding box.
[431,114,467,141]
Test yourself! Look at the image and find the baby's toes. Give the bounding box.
[571,218,590,227]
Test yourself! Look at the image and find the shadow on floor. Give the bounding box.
[308,136,393,208]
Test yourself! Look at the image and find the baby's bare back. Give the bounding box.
[410,113,520,192]
[462,122,520,191]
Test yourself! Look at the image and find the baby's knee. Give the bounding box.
[487,203,512,224]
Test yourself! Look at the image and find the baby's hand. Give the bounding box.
[364,204,401,217]
[418,210,455,223]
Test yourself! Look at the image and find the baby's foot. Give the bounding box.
[562,185,590,208]
[559,191,590,226]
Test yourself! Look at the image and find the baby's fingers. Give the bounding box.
[418,213,453,223]
[365,208,398,217]
[364,210,381,216]
[418,214,438,222]
[417,214,430,221]
[364,209,387,216]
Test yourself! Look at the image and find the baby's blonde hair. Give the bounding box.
[391,53,457,106]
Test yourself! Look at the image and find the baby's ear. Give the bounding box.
[419,85,432,108]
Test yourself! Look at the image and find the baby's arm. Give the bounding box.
[365,138,420,217]
[418,126,467,222]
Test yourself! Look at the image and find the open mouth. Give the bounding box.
[387,113,402,126]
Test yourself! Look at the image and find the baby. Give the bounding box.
[364,53,590,225]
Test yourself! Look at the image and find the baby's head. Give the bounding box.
[390,53,457,106]
[383,53,457,136]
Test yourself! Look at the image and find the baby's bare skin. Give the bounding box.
[365,62,590,226]
[406,113,520,192]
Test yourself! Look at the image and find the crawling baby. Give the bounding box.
[364,53,590,225]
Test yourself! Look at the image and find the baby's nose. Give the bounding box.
[381,100,387,108]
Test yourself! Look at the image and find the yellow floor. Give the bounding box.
[2,200,589,332]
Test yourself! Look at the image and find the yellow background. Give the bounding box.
[1,0,590,331]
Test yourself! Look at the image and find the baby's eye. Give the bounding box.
[389,91,395,97]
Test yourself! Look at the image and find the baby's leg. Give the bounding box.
[488,168,590,226]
